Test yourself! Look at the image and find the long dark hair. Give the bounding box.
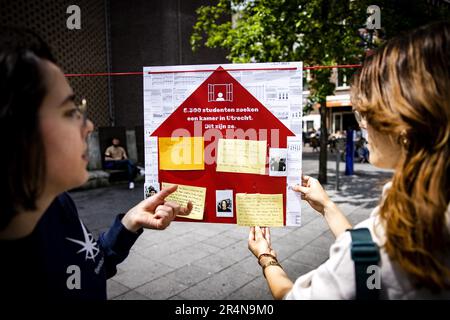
[0,27,56,230]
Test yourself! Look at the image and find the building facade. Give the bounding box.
[0,0,228,164]
[302,67,358,136]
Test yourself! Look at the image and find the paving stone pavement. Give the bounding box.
[70,150,393,300]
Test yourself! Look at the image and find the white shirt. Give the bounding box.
[284,182,450,300]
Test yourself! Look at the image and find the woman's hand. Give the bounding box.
[121,184,193,232]
[292,175,333,215]
[248,226,277,258]
[293,175,352,238]
[249,226,294,300]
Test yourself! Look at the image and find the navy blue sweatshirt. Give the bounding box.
[0,193,142,300]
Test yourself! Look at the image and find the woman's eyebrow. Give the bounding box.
[59,93,75,107]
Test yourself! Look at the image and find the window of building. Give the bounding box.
[336,69,349,89]
[303,69,311,91]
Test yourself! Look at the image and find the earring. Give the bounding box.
[400,130,409,147]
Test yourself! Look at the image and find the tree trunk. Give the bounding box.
[318,104,328,184]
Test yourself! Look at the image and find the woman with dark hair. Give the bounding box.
[248,21,450,299]
[218,199,231,212]
[0,28,192,299]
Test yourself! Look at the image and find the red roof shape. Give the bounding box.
[151,66,295,140]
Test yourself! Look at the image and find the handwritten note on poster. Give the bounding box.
[236,193,283,226]
[159,137,204,170]
[216,139,267,175]
[162,182,206,220]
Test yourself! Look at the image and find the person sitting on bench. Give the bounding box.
[104,138,137,189]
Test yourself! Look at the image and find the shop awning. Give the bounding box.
[326,94,351,107]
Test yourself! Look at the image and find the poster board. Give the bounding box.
[143,62,303,226]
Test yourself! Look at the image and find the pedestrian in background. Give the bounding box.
[104,137,138,189]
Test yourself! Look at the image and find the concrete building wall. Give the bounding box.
[0,0,111,127]
[1,0,228,165]
[109,0,229,163]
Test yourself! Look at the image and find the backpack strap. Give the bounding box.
[348,228,381,300]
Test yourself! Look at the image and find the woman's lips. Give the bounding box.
[82,150,88,162]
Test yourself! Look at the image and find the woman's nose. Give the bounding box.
[83,119,94,137]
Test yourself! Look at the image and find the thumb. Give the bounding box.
[292,184,308,194]
[266,227,271,246]
[177,201,193,216]
[254,226,263,240]
[302,175,313,185]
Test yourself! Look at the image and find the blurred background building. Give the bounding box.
[0,0,227,166]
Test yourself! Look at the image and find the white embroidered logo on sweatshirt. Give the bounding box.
[66,220,100,261]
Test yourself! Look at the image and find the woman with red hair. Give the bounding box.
[249,21,450,299]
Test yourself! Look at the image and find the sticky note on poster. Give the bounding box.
[236,193,283,227]
[216,139,267,175]
[162,182,206,220]
[159,137,204,170]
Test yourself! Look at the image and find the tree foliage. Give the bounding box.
[191,0,450,183]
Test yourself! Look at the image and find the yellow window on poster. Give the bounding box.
[158,137,204,170]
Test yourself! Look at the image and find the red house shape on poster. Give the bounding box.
[151,66,295,224]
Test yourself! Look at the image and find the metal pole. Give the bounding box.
[177,0,182,65]
[104,0,114,126]
[335,149,340,191]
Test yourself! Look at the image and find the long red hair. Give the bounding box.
[351,21,450,291]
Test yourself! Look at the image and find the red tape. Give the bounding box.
[64,64,362,77]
